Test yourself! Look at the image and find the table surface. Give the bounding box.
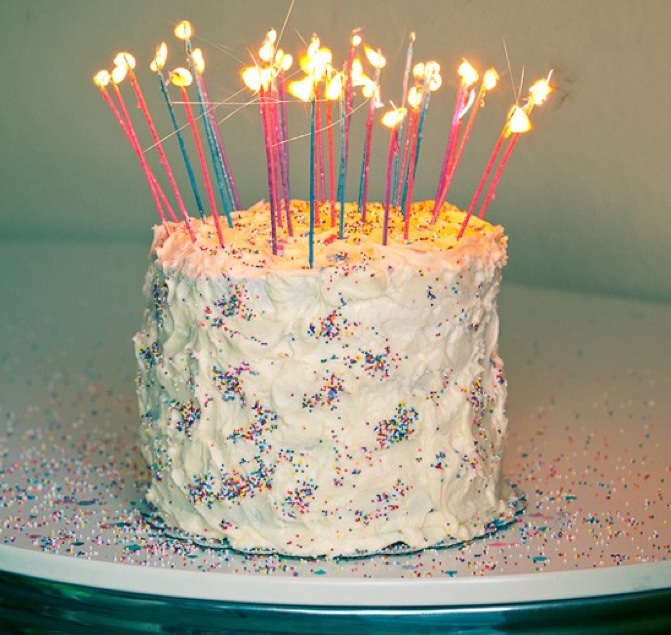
[1,242,669,613]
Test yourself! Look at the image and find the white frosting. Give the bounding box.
[134,201,513,557]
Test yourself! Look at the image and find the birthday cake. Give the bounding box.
[133,201,519,557]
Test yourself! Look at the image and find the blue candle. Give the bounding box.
[175,23,235,227]
[154,70,205,219]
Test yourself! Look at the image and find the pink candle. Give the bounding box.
[343,32,361,164]
[476,132,520,220]
[402,112,419,240]
[458,106,531,238]
[114,53,192,228]
[459,74,553,238]
[170,68,224,246]
[381,107,406,245]
[314,83,326,210]
[275,57,293,234]
[110,62,195,240]
[94,71,172,231]
[242,30,298,250]
[441,69,498,205]
[175,23,240,217]
[432,60,479,223]
[269,84,292,234]
[260,86,279,253]
[457,127,506,238]
[326,99,336,225]
[392,32,415,201]
[396,99,418,210]
[357,47,387,221]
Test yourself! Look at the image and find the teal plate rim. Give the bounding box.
[1,569,670,635]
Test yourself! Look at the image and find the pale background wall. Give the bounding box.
[1,0,670,303]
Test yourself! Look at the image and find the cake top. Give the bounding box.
[152,200,507,276]
[94,21,552,269]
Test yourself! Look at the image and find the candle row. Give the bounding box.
[93,21,553,264]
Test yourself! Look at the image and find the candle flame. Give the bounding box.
[242,65,273,93]
[93,70,111,88]
[151,42,168,72]
[111,64,128,85]
[259,30,277,64]
[275,49,293,72]
[350,58,365,85]
[113,51,136,71]
[174,20,193,41]
[508,106,532,134]
[412,61,442,91]
[361,78,379,101]
[418,60,442,92]
[325,71,344,101]
[242,30,295,95]
[170,67,193,88]
[300,37,332,80]
[407,86,423,110]
[288,74,315,102]
[364,47,386,70]
[458,59,479,88]
[483,68,499,91]
[381,106,407,128]
[412,62,425,80]
[527,74,553,107]
[192,48,205,74]
[288,34,338,101]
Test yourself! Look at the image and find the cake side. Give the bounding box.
[134,201,513,557]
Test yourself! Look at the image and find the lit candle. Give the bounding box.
[286,75,318,261]
[437,68,498,210]
[107,67,182,227]
[357,46,386,221]
[459,73,553,237]
[289,36,334,230]
[314,81,326,207]
[275,48,294,234]
[170,67,224,247]
[401,95,420,239]
[460,123,506,233]
[259,30,282,233]
[114,51,194,230]
[381,106,407,245]
[338,32,362,236]
[242,37,278,254]
[243,30,298,251]
[325,70,343,226]
[309,93,316,268]
[150,43,206,223]
[449,68,498,184]
[432,59,479,223]
[475,75,553,220]
[175,21,237,225]
[403,61,441,213]
[93,69,172,231]
[113,64,195,236]
[475,122,523,220]
[192,47,240,216]
[396,85,418,209]
[457,106,529,239]
[392,32,415,205]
